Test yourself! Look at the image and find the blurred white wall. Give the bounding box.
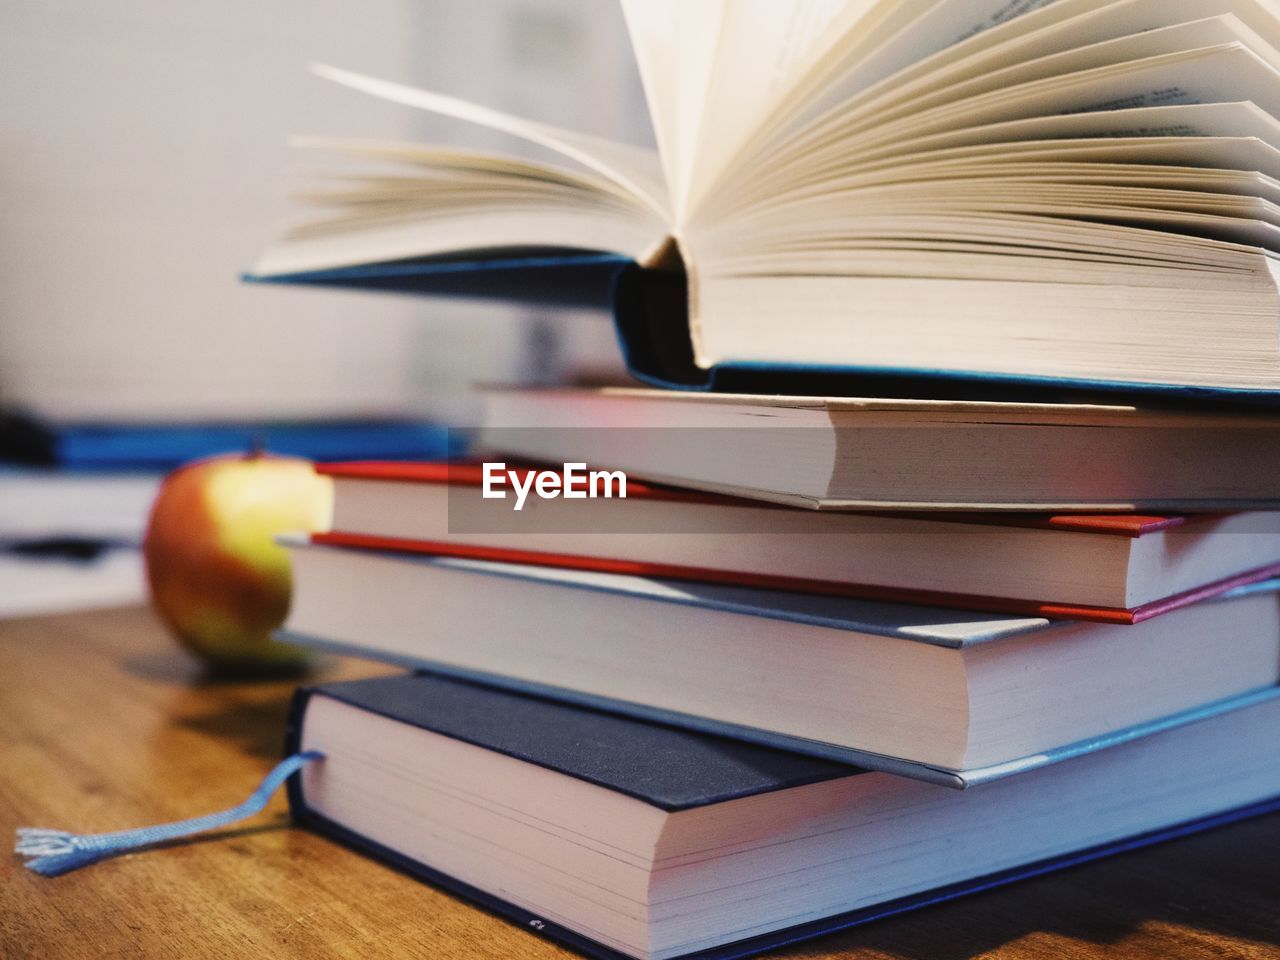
[0,0,646,424]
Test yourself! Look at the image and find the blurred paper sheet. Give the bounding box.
[0,470,158,618]
[0,471,161,545]
[0,550,146,619]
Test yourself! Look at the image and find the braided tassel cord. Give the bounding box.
[16,750,323,877]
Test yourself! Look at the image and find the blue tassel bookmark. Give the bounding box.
[15,750,324,877]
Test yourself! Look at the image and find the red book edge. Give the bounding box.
[310,531,1280,625]
[315,461,1198,537]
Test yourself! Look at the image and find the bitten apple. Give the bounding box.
[144,452,333,671]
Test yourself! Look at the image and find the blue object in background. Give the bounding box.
[0,415,469,471]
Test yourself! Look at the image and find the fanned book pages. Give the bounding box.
[252,0,1280,398]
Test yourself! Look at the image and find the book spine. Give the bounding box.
[284,690,634,960]
[282,687,314,821]
[611,264,706,388]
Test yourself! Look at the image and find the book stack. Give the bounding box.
[251,3,1280,958]
[274,391,1280,960]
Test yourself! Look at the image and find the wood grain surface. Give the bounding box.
[2,606,1279,959]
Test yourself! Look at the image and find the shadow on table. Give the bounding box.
[121,647,315,686]
[122,647,327,759]
[774,811,1280,959]
[172,693,297,760]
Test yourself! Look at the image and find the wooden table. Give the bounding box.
[2,606,1279,959]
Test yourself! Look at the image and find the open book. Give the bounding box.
[254,0,1280,397]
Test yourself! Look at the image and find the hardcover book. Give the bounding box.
[279,537,1280,785]
[479,387,1280,510]
[287,672,1280,960]
[250,1,1280,400]
[315,460,1280,623]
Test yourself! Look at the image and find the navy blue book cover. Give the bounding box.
[285,672,1280,960]
[243,250,631,309]
[289,673,855,810]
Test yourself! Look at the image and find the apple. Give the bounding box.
[143,451,333,673]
